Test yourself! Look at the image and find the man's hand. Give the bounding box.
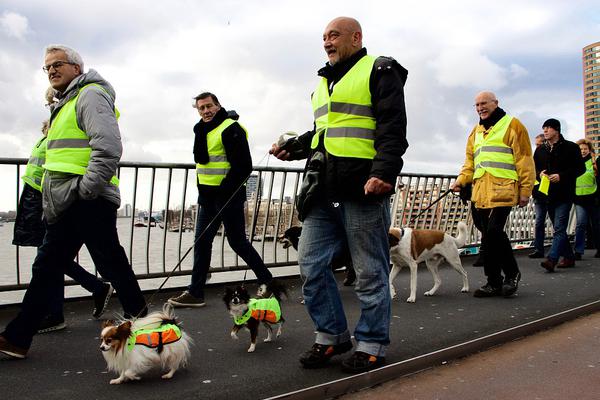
[364,177,392,195]
[548,174,560,183]
[450,181,462,192]
[518,195,530,207]
[269,143,291,161]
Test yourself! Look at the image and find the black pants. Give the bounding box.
[2,198,146,349]
[471,206,520,287]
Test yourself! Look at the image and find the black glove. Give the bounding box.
[459,183,472,205]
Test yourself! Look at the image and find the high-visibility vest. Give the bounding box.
[45,84,119,186]
[473,115,518,180]
[127,323,182,352]
[22,136,47,192]
[196,118,248,186]
[234,297,281,325]
[576,158,597,196]
[310,55,377,159]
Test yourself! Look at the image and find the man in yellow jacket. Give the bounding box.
[451,91,535,298]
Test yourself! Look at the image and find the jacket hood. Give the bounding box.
[58,69,116,102]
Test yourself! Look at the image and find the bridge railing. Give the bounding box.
[0,158,556,301]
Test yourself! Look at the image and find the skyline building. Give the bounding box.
[583,41,600,152]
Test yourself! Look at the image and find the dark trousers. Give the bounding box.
[472,206,519,287]
[190,190,272,299]
[48,261,106,318]
[2,198,146,349]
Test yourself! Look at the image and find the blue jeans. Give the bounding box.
[298,198,391,357]
[190,190,272,299]
[574,204,600,254]
[2,198,146,349]
[547,202,574,261]
[533,199,548,254]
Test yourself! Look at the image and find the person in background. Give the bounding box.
[12,87,113,334]
[535,119,585,272]
[168,92,273,308]
[573,138,600,260]
[451,91,535,298]
[529,133,548,259]
[0,44,146,360]
[271,16,408,373]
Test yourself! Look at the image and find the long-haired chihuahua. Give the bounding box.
[99,303,192,384]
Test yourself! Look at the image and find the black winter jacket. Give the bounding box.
[293,48,409,202]
[533,135,585,204]
[13,184,45,247]
[193,107,252,205]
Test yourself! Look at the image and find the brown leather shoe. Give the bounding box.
[0,335,27,359]
[540,258,557,272]
[557,258,575,268]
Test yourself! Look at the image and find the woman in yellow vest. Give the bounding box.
[168,92,273,308]
[573,139,600,259]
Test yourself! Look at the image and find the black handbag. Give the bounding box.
[295,151,325,221]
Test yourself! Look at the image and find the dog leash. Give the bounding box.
[140,150,273,316]
[408,188,454,225]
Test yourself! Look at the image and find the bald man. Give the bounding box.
[271,16,408,373]
[452,91,535,298]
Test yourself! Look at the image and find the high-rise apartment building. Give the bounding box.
[584,41,600,152]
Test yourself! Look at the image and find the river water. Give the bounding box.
[0,218,298,305]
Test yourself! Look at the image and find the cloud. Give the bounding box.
[431,48,508,90]
[0,11,28,39]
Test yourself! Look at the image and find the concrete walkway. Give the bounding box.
[342,311,600,400]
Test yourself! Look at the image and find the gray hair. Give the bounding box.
[45,44,84,72]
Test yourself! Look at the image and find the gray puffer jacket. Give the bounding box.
[43,69,122,224]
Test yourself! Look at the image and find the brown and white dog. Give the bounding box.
[388,221,469,303]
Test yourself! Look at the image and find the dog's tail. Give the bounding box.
[131,303,179,331]
[453,221,468,248]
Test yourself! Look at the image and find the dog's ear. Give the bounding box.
[388,232,400,248]
[102,319,115,328]
[117,320,132,333]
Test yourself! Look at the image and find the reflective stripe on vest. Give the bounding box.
[310,55,377,159]
[234,297,281,325]
[473,115,518,180]
[22,136,47,192]
[196,118,247,186]
[127,323,182,351]
[45,83,119,186]
[576,158,597,196]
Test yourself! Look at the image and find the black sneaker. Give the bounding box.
[37,315,66,334]
[473,284,502,298]
[502,272,521,297]
[299,341,353,368]
[341,351,385,373]
[92,283,114,319]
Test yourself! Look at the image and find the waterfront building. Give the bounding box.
[584,41,600,152]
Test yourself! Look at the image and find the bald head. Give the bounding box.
[323,16,363,65]
[474,91,499,121]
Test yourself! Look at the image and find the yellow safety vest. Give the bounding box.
[22,136,47,192]
[310,55,377,159]
[196,118,247,186]
[473,115,518,180]
[45,84,119,186]
[576,158,597,196]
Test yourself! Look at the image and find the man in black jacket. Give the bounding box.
[535,118,585,271]
[168,92,272,308]
[271,16,408,373]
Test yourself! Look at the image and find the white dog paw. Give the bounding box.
[231,332,239,340]
[406,297,416,303]
[263,337,272,343]
[247,344,256,353]
[109,378,122,385]
[424,291,433,296]
[161,371,175,379]
[461,288,469,293]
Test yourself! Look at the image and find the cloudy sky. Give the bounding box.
[0,0,599,210]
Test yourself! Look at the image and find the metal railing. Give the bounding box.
[0,158,555,299]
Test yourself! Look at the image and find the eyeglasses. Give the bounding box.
[42,61,75,73]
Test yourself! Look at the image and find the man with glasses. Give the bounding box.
[0,44,147,359]
[451,91,535,298]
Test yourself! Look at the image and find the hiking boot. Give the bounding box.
[528,251,545,259]
[0,335,27,359]
[473,284,502,298]
[341,351,385,373]
[540,258,557,272]
[299,341,353,368]
[557,258,575,268]
[37,315,66,334]
[502,272,521,297]
[167,291,206,308]
[92,283,114,319]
